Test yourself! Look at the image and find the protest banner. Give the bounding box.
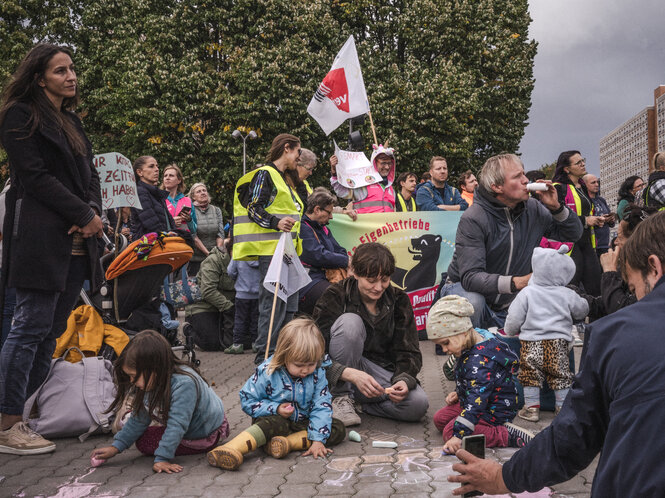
[333,142,382,188]
[93,152,142,210]
[307,35,370,136]
[328,212,462,333]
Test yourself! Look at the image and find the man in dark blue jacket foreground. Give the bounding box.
[448,211,665,497]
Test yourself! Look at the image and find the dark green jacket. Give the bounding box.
[313,277,422,391]
[185,247,234,316]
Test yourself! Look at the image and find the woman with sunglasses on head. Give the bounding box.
[552,151,603,296]
[0,44,103,455]
[232,133,304,364]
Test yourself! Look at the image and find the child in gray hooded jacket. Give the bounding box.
[504,245,588,422]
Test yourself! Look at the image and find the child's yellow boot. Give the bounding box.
[207,426,264,470]
[268,430,311,459]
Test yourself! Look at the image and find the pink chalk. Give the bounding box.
[90,456,106,467]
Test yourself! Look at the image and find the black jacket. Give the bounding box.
[0,103,101,291]
[503,276,665,497]
[130,181,176,240]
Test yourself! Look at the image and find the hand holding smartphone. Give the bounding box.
[460,435,485,498]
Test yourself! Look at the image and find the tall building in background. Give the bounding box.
[600,86,665,211]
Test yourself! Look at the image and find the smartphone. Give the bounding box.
[180,206,191,215]
[461,435,485,498]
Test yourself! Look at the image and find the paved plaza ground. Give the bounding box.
[0,341,595,498]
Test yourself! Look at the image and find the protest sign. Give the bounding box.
[334,142,382,188]
[328,212,462,332]
[93,152,142,210]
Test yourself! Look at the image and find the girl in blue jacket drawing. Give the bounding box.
[208,318,345,470]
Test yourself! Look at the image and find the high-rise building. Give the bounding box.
[599,86,665,211]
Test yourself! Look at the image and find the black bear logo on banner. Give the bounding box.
[392,234,442,292]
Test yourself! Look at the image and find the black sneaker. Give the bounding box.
[505,422,535,448]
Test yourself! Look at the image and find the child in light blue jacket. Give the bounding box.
[208,318,345,470]
[225,258,260,354]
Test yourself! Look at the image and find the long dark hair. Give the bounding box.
[266,133,300,163]
[551,150,581,184]
[106,330,205,424]
[0,44,86,156]
[618,175,643,202]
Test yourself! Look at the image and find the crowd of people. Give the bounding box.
[0,42,664,496]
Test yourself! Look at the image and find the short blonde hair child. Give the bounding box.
[268,318,325,374]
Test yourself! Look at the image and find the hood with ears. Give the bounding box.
[369,144,395,185]
[530,245,576,287]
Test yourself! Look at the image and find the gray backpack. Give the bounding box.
[23,347,116,441]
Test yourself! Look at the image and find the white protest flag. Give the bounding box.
[307,35,370,135]
[263,232,311,302]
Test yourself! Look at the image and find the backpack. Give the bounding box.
[23,347,116,441]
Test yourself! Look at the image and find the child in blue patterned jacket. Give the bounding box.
[208,318,345,470]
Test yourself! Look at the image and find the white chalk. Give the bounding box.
[90,457,105,467]
[372,440,398,448]
[526,183,548,192]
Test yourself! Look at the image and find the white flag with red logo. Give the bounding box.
[307,35,370,135]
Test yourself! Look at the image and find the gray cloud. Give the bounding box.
[519,0,665,176]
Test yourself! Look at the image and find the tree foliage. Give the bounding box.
[0,0,536,217]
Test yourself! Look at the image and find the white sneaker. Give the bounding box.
[571,325,584,347]
[0,422,56,455]
[332,396,361,427]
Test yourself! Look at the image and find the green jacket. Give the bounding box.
[185,247,235,315]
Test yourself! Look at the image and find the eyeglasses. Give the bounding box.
[298,163,315,171]
[573,158,586,166]
[320,207,333,216]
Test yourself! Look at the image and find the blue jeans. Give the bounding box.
[440,281,507,329]
[254,256,298,364]
[0,256,88,415]
[0,286,17,349]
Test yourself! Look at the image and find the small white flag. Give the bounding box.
[263,232,311,302]
[307,35,370,135]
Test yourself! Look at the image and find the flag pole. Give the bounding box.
[367,109,379,146]
[264,262,282,361]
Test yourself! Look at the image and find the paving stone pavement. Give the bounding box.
[0,341,594,497]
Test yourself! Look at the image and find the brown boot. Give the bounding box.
[207,431,259,470]
[268,430,311,459]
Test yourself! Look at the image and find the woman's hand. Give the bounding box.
[276,217,296,232]
[330,155,338,176]
[600,248,619,272]
[69,215,104,238]
[345,368,385,398]
[443,436,462,455]
[153,461,183,473]
[180,210,192,222]
[91,446,119,460]
[303,441,332,459]
[173,215,183,227]
[445,391,459,406]
[586,215,605,227]
[277,402,294,418]
[385,380,409,403]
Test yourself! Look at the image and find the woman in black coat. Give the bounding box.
[0,44,103,453]
[129,155,176,240]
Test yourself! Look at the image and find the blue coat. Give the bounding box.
[299,214,349,295]
[503,276,665,497]
[130,181,176,240]
[239,356,333,442]
[416,180,468,211]
[453,331,519,439]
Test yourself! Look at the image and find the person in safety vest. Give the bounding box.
[551,151,604,296]
[416,156,468,211]
[232,133,304,365]
[329,144,396,213]
[395,171,418,212]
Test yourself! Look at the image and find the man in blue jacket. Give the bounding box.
[416,157,468,211]
[448,211,665,497]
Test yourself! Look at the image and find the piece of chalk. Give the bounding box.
[526,183,548,192]
[90,457,105,467]
[348,430,361,442]
[372,440,398,448]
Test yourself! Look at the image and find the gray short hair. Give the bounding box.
[478,154,523,193]
[299,148,317,167]
[306,187,337,214]
[188,182,207,198]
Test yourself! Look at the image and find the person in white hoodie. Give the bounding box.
[504,245,588,422]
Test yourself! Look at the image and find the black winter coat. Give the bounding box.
[129,181,176,240]
[0,103,102,292]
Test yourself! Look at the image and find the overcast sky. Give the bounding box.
[518,0,665,176]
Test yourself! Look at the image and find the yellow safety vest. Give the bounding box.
[554,183,596,254]
[396,192,416,212]
[304,180,313,196]
[233,166,304,260]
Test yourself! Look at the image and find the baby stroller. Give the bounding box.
[80,232,200,366]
